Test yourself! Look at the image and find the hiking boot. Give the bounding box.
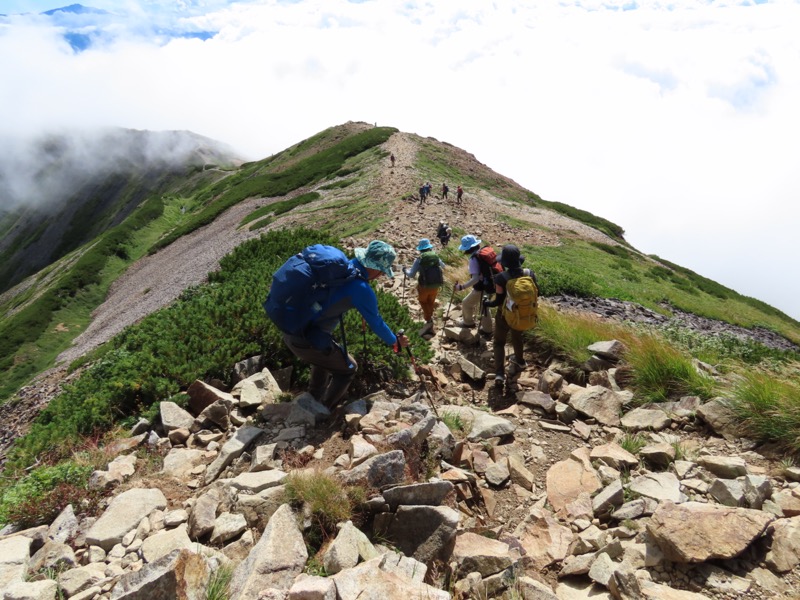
[419,320,434,336]
[455,320,477,329]
[494,374,505,388]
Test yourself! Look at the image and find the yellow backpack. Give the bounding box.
[503,272,539,331]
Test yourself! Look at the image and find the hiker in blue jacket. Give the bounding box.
[281,240,409,408]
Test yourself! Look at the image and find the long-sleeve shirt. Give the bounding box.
[312,259,397,346]
[458,251,481,290]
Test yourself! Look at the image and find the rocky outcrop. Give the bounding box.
[3,333,800,600]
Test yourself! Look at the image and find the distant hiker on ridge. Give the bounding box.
[456,185,463,204]
[265,241,409,409]
[442,182,449,200]
[390,153,395,167]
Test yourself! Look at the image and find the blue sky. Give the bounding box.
[1,0,799,321]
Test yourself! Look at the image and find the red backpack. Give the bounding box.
[475,246,502,289]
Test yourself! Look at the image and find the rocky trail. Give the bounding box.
[2,131,800,599]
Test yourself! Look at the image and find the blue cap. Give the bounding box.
[417,238,433,251]
[458,234,481,252]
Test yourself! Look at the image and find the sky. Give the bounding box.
[1,0,799,321]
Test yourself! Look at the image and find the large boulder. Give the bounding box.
[86,488,167,551]
[647,501,774,562]
[228,504,307,599]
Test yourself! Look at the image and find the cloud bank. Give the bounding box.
[1,0,798,319]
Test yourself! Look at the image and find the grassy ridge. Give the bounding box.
[152,127,397,252]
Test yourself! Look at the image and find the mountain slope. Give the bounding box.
[0,128,242,293]
[1,121,798,406]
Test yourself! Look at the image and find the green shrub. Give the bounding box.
[0,462,95,527]
[4,227,425,473]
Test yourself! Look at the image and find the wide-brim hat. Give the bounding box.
[417,238,434,251]
[355,240,396,278]
[458,234,481,252]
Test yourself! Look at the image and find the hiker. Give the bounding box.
[390,153,395,167]
[425,182,433,200]
[403,238,445,335]
[456,185,463,204]
[419,183,427,204]
[453,234,501,329]
[484,244,539,389]
[267,240,409,409]
[442,183,449,200]
[436,221,452,247]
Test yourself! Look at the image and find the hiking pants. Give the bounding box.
[417,286,439,322]
[283,333,357,407]
[493,311,525,376]
[460,287,482,326]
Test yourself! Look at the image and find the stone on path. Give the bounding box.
[647,501,775,563]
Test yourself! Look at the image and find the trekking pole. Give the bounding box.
[397,329,440,417]
[361,317,368,367]
[402,270,407,306]
[440,281,457,342]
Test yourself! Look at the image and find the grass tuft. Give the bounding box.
[729,371,800,453]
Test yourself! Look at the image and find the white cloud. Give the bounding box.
[1,0,799,320]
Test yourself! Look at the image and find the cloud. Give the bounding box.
[1,0,799,319]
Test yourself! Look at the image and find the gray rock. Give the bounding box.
[331,553,448,600]
[452,531,513,577]
[322,521,377,575]
[456,355,485,381]
[159,401,195,432]
[109,548,212,599]
[228,504,307,599]
[288,573,336,600]
[209,513,247,546]
[518,390,556,414]
[765,515,800,572]
[709,478,745,507]
[2,579,58,600]
[338,450,406,489]
[57,564,107,598]
[590,443,638,471]
[227,470,287,494]
[628,472,687,503]
[141,525,193,563]
[29,540,76,572]
[376,505,459,564]
[47,504,79,544]
[188,488,221,539]
[382,481,454,510]
[647,501,774,563]
[698,455,748,478]
[85,488,167,551]
[204,425,264,483]
[697,397,739,440]
[592,480,624,517]
[568,386,623,426]
[587,340,626,361]
[162,448,206,478]
[621,407,671,431]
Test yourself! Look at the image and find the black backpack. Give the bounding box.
[418,252,444,288]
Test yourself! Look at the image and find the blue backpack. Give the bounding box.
[264,245,362,346]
